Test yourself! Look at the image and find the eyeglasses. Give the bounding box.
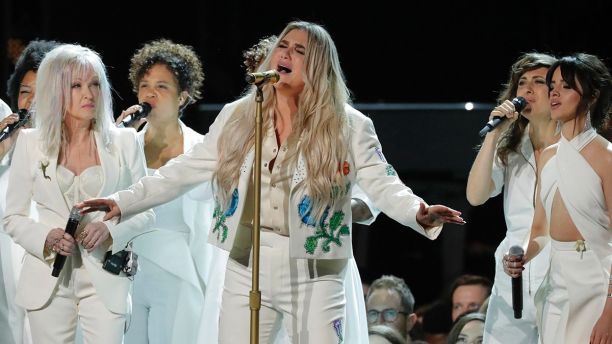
[367,308,408,324]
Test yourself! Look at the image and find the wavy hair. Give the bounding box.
[34,44,115,156]
[214,21,350,219]
[495,52,556,166]
[546,53,612,133]
[6,39,60,111]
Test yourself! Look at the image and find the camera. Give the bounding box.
[102,246,138,276]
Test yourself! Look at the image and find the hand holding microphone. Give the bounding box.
[51,206,82,277]
[0,109,32,142]
[505,245,525,319]
[116,102,152,128]
[479,96,527,137]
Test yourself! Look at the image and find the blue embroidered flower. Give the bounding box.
[298,195,329,227]
[225,188,239,217]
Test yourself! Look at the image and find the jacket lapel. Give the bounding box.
[95,131,119,198]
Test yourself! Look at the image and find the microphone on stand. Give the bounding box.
[508,245,524,319]
[0,109,31,142]
[51,207,82,277]
[479,96,527,137]
[118,102,152,128]
[245,70,280,85]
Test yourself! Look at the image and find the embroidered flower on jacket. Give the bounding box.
[212,188,239,243]
[298,195,329,227]
[40,159,51,180]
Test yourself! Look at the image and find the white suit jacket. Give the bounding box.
[2,128,154,314]
[114,98,442,259]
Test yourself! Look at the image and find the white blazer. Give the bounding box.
[114,98,442,259]
[2,128,154,314]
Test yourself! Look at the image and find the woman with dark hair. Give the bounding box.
[0,39,60,344]
[80,21,463,342]
[115,38,219,344]
[505,53,612,343]
[466,52,558,343]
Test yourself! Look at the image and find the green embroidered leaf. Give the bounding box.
[338,225,350,236]
[305,237,318,254]
[329,211,345,233]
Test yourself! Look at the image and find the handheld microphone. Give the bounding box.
[245,70,280,85]
[51,207,82,277]
[0,109,31,142]
[508,245,524,319]
[118,102,152,128]
[478,96,527,137]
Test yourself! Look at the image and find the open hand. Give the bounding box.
[416,203,465,229]
[77,198,120,221]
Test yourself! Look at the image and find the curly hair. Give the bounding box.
[6,39,60,111]
[243,35,278,73]
[129,39,204,101]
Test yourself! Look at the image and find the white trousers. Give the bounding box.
[125,256,203,344]
[219,231,347,344]
[0,232,32,344]
[539,240,606,344]
[27,263,125,344]
[484,239,549,344]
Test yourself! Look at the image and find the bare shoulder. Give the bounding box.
[583,135,612,180]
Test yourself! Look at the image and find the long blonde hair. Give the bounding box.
[34,44,114,156]
[214,21,350,220]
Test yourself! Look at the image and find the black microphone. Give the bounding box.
[118,102,152,128]
[479,96,527,137]
[0,109,31,142]
[508,245,524,319]
[245,70,280,85]
[51,206,82,277]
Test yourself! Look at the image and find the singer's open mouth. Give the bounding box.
[277,65,292,73]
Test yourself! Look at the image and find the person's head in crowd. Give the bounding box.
[450,274,492,322]
[368,325,408,344]
[366,275,417,338]
[243,35,278,73]
[446,312,486,344]
[421,300,452,344]
[6,39,61,111]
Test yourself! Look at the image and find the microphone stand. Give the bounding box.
[250,84,264,344]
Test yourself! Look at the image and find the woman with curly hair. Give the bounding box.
[115,39,218,344]
[81,21,463,343]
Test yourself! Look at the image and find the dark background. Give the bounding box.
[1,0,610,307]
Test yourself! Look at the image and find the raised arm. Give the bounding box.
[466,100,519,205]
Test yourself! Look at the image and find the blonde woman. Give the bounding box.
[3,44,153,343]
[81,21,464,343]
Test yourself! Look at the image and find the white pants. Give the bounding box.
[539,240,606,344]
[0,232,32,344]
[125,257,202,344]
[219,231,347,344]
[27,262,125,344]
[484,239,548,344]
